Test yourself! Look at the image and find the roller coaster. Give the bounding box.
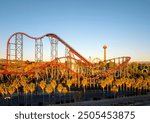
[1,32,142,105]
[0,32,130,79]
[1,32,150,106]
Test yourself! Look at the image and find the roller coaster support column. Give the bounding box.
[65,47,73,78]
[50,37,58,80]
[7,34,23,72]
[8,34,23,62]
[15,34,23,61]
[35,39,43,62]
[50,37,58,61]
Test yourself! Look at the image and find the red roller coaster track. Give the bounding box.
[0,32,131,78]
[6,32,91,68]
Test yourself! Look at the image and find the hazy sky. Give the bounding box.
[0,0,150,62]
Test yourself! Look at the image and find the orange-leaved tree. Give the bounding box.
[82,78,88,93]
[8,85,16,97]
[67,79,72,92]
[0,84,5,97]
[45,84,53,103]
[57,84,63,104]
[29,83,36,105]
[23,84,29,105]
[50,80,57,93]
[39,80,46,104]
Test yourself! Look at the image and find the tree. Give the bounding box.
[39,80,46,92]
[50,79,57,103]
[39,80,46,105]
[136,76,144,94]
[23,85,29,105]
[20,76,27,86]
[67,79,72,92]
[50,80,57,93]
[8,85,15,96]
[45,84,53,104]
[8,85,16,105]
[3,83,8,96]
[12,78,20,93]
[0,84,5,97]
[105,76,114,93]
[82,78,88,93]
[100,80,106,92]
[29,83,35,105]
[111,85,118,98]
[62,87,68,103]
[57,84,63,93]
[12,78,20,104]
[71,77,77,87]
[45,67,49,79]
[62,87,68,95]
[57,84,63,104]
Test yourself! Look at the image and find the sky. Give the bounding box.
[0,0,150,62]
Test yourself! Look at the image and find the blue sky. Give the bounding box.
[0,0,150,61]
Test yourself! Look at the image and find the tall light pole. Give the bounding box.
[103,45,107,63]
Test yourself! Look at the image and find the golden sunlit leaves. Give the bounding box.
[62,87,68,95]
[50,80,57,91]
[29,83,36,94]
[0,84,5,96]
[20,76,27,86]
[39,80,46,92]
[12,78,20,90]
[82,78,88,87]
[57,84,63,93]
[67,79,72,92]
[23,85,29,95]
[0,60,150,101]
[67,79,72,88]
[111,85,118,93]
[45,84,53,94]
[100,81,106,89]
[8,85,15,95]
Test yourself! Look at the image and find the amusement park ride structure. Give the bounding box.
[0,32,131,80]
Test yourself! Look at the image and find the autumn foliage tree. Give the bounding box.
[23,85,29,105]
[8,85,15,96]
[45,84,53,103]
[29,83,35,105]
[39,80,46,104]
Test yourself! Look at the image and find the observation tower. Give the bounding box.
[103,44,107,62]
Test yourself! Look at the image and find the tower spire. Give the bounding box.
[103,44,107,62]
